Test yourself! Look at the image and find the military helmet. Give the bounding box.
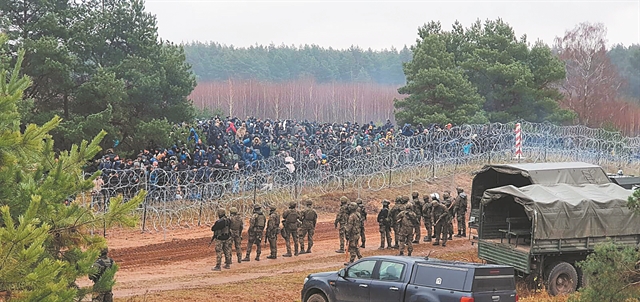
[356,198,363,205]
[253,204,262,210]
[348,202,358,211]
[443,192,450,199]
[395,195,402,203]
[456,187,464,194]
[100,247,108,256]
[459,193,467,199]
[289,201,297,208]
[412,191,419,198]
[269,204,277,210]
[305,199,313,206]
[382,199,390,206]
[340,196,349,204]
[229,207,238,214]
[401,196,410,203]
[406,201,414,209]
[423,195,430,202]
[431,200,439,206]
[217,208,226,217]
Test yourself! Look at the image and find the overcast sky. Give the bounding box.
[144,0,640,50]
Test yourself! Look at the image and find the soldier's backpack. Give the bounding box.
[89,258,113,282]
[230,216,243,231]
[216,218,231,240]
[304,209,317,222]
[255,213,266,230]
[285,210,299,226]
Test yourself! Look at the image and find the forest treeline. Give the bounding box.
[183,42,640,101]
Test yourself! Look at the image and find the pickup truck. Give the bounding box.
[301,255,518,302]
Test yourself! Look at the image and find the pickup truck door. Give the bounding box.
[334,260,377,302]
[369,261,407,302]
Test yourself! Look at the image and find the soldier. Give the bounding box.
[389,196,404,249]
[282,201,301,257]
[243,204,266,262]
[421,195,434,242]
[265,204,280,259]
[356,198,367,248]
[396,202,418,256]
[411,191,423,243]
[431,196,449,247]
[90,248,115,302]
[228,207,244,263]
[345,202,363,264]
[334,196,349,253]
[454,187,468,237]
[299,197,318,254]
[211,208,232,270]
[442,191,455,240]
[377,199,392,249]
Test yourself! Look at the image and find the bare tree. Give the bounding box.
[554,22,623,126]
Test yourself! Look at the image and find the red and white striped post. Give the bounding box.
[515,123,523,161]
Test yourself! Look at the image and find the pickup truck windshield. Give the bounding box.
[412,264,469,291]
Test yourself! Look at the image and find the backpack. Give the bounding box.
[305,209,317,221]
[285,210,299,225]
[255,213,266,229]
[230,216,243,231]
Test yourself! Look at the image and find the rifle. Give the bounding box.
[208,234,215,247]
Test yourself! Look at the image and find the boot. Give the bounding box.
[455,231,463,237]
[412,240,419,244]
[378,245,385,250]
[335,249,345,253]
[360,243,365,248]
[223,263,231,269]
[267,255,277,259]
[241,256,250,262]
[423,236,431,242]
[237,254,243,263]
[408,251,412,256]
[462,232,466,237]
[294,246,299,256]
[442,242,447,247]
[306,248,312,253]
[448,235,453,240]
[212,266,221,271]
[398,251,404,256]
[433,241,440,246]
[255,256,260,261]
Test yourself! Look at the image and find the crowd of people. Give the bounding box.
[210,188,468,270]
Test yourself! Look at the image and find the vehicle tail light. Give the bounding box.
[460,297,474,302]
[515,294,519,301]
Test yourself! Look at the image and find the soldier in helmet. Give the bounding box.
[299,197,317,254]
[389,196,404,249]
[356,198,367,248]
[265,204,280,259]
[396,201,418,256]
[282,201,301,256]
[228,207,244,263]
[442,191,454,240]
[431,196,449,247]
[411,191,423,243]
[211,208,232,271]
[377,199,392,249]
[334,196,349,253]
[454,187,468,237]
[90,248,115,301]
[345,202,363,264]
[243,204,266,261]
[421,195,433,242]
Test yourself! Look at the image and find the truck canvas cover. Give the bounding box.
[481,183,636,240]
[476,162,610,185]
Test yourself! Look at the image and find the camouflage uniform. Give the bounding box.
[389,196,405,248]
[90,248,115,302]
[411,191,423,243]
[356,198,367,248]
[421,196,433,242]
[282,201,300,256]
[334,196,349,253]
[243,205,266,261]
[431,200,449,247]
[211,209,232,270]
[228,207,244,263]
[442,191,454,240]
[396,202,418,256]
[299,198,317,253]
[266,205,280,259]
[454,188,468,237]
[377,200,392,249]
[345,202,363,264]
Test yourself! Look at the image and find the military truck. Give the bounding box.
[469,162,611,230]
[476,182,638,296]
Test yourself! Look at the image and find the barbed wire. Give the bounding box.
[80,121,640,232]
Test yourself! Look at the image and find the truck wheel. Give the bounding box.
[306,293,327,302]
[546,262,578,296]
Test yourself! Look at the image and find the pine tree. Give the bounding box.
[0,35,144,301]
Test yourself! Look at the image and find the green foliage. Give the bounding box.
[609,44,640,101]
[628,188,640,213]
[0,36,144,300]
[396,19,571,125]
[2,0,196,155]
[570,241,640,302]
[194,106,224,120]
[183,42,412,84]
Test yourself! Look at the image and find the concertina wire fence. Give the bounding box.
[81,121,640,233]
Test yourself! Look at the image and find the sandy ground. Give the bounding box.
[92,174,494,301]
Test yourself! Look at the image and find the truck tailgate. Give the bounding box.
[478,239,530,274]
